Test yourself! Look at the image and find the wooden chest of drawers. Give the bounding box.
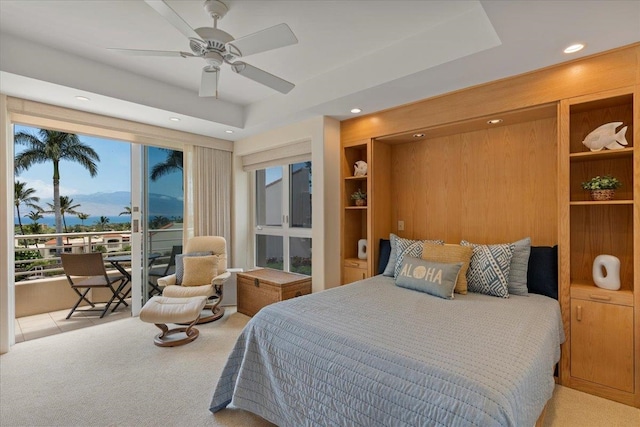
[237,268,312,317]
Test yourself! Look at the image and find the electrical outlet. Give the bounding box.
[398,220,404,231]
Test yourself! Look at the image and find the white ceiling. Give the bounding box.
[1,0,639,141]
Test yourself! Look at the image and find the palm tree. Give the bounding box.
[25,210,44,245]
[45,196,82,233]
[77,212,90,225]
[23,210,43,248]
[95,215,110,231]
[119,205,132,216]
[14,129,99,252]
[14,181,41,236]
[150,149,182,181]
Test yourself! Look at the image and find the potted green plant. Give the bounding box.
[351,188,367,206]
[581,175,622,201]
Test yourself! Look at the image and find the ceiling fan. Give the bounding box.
[109,0,298,98]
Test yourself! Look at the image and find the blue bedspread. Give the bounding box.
[211,275,564,426]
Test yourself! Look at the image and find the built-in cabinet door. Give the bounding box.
[570,298,634,393]
[343,266,367,284]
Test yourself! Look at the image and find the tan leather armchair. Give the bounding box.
[158,236,230,323]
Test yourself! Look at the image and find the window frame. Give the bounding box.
[253,162,312,273]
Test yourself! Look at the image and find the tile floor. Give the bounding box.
[14,302,131,343]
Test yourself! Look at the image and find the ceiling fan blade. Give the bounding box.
[144,0,202,41]
[199,67,219,97]
[226,23,298,57]
[108,48,195,58]
[231,62,294,94]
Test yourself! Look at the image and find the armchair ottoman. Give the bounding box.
[140,296,208,347]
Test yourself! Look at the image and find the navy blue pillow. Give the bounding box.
[378,239,391,274]
[527,245,558,299]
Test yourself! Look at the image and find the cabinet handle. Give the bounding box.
[589,294,611,301]
[349,262,359,267]
[576,305,582,322]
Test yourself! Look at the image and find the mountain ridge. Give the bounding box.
[18,191,183,218]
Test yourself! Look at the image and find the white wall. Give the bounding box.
[232,116,341,293]
[0,94,15,353]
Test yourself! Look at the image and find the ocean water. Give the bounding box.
[15,215,132,227]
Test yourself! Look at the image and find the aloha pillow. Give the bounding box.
[460,241,515,298]
[175,251,214,285]
[181,255,219,287]
[392,235,445,279]
[422,243,473,294]
[395,256,462,300]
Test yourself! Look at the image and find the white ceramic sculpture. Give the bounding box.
[592,254,621,290]
[358,239,368,260]
[353,160,368,177]
[582,122,628,151]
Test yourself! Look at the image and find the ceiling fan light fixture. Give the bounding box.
[123,0,298,97]
[200,66,219,97]
[564,43,584,54]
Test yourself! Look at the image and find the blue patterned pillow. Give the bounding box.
[460,241,515,298]
[393,235,444,279]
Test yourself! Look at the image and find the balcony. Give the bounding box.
[14,228,182,341]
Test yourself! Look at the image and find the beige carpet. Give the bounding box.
[1,308,638,427]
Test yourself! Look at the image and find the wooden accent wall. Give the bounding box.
[341,42,640,408]
[342,43,640,144]
[390,116,558,245]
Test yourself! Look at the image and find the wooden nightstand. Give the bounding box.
[343,258,368,284]
[237,268,311,317]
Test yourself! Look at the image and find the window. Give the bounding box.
[255,162,312,275]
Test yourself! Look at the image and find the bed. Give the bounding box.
[210,274,564,427]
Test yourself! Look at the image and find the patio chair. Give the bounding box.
[61,253,128,319]
[158,236,229,323]
[148,245,182,297]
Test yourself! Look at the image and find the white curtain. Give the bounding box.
[184,145,232,260]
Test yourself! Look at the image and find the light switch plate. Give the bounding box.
[398,220,404,231]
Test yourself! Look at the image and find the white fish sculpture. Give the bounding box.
[353,160,368,177]
[582,122,628,151]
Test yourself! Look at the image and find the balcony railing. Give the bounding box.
[14,228,183,281]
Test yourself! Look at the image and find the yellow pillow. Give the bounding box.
[422,243,473,294]
[181,255,219,287]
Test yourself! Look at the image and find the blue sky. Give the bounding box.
[14,124,182,201]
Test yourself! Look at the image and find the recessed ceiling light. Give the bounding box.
[350,108,362,114]
[75,96,90,101]
[413,133,425,138]
[225,130,234,134]
[169,117,181,122]
[487,119,503,125]
[564,43,584,54]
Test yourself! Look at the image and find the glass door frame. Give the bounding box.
[129,144,144,316]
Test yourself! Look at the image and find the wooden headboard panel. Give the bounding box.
[388,116,558,246]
